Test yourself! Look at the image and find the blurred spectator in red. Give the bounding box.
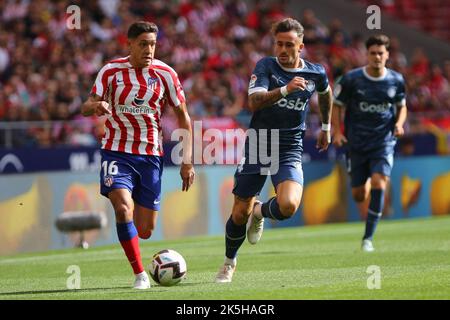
[0,0,448,148]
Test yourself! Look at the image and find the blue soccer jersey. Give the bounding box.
[334,67,406,153]
[245,56,329,168]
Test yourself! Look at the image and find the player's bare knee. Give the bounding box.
[114,203,133,222]
[278,200,298,218]
[232,209,250,225]
[371,180,387,190]
[371,174,388,189]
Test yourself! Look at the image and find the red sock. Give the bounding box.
[119,236,144,274]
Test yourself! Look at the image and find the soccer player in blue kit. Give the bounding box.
[216,18,333,283]
[332,34,407,252]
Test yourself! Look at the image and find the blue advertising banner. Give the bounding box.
[0,155,448,255]
[0,147,101,174]
[0,132,439,174]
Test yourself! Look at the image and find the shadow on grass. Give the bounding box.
[0,286,137,297]
[0,280,207,297]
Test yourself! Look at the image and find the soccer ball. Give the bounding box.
[149,249,187,286]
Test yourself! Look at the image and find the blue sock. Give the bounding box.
[225,216,246,259]
[116,221,138,241]
[261,197,289,221]
[363,189,384,240]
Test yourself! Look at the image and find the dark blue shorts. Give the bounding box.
[232,162,304,198]
[346,150,394,188]
[100,149,163,210]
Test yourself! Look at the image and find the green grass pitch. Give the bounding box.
[1,216,449,300]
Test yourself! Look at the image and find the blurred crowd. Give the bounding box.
[0,0,449,148]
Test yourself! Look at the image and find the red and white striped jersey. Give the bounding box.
[90,56,185,156]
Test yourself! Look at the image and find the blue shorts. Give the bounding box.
[232,162,304,198]
[100,149,163,210]
[346,150,394,188]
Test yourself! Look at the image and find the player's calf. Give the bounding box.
[278,199,298,218]
[137,229,152,239]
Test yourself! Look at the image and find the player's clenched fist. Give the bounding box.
[94,101,112,116]
[332,132,348,147]
[316,130,331,152]
[81,96,112,117]
[180,163,195,191]
[394,123,404,137]
[286,76,308,93]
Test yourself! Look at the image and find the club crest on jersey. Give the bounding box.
[147,77,158,91]
[104,175,114,187]
[131,94,146,107]
[306,80,315,92]
[387,87,396,98]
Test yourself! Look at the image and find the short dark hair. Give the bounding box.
[365,34,390,49]
[271,18,304,39]
[127,21,158,39]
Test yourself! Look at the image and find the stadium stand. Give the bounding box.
[354,0,450,42]
[0,0,448,152]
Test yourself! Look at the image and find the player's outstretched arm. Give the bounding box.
[316,88,333,152]
[394,104,407,137]
[248,77,308,112]
[81,94,111,117]
[173,102,195,191]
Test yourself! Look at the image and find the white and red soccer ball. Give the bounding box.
[149,249,187,286]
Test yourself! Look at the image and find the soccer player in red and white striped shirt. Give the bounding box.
[81,21,195,289]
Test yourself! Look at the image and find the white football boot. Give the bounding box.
[215,263,236,283]
[247,200,264,245]
[133,271,151,289]
[361,239,375,252]
[215,257,236,283]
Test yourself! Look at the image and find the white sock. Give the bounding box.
[224,257,237,267]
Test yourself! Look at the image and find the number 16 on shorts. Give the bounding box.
[102,160,118,187]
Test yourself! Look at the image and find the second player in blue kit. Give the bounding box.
[332,34,408,252]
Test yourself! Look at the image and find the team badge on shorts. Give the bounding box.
[104,175,114,187]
